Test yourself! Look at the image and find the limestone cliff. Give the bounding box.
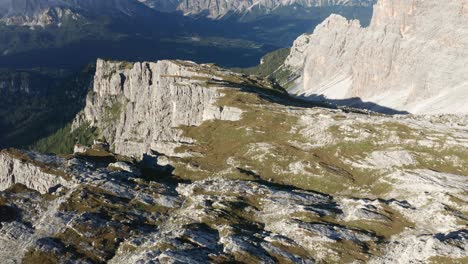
[0,150,70,194]
[286,0,468,114]
[2,58,468,262]
[72,59,282,157]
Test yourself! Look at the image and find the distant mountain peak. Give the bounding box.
[174,0,377,19]
[0,0,152,26]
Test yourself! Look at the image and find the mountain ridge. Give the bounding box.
[2,57,467,263]
[0,0,467,262]
[282,0,468,114]
[0,0,377,26]
[174,0,377,19]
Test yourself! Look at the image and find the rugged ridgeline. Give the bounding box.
[0,0,375,71]
[173,0,377,20]
[0,0,376,25]
[282,0,468,114]
[0,0,147,26]
[139,0,376,19]
[1,59,467,263]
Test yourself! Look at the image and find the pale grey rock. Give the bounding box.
[338,198,390,222]
[112,178,334,262]
[0,151,69,194]
[277,33,312,87]
[0,146,466,262]
[0,148,183,263]
[0,222,35,263]
[286,0,468,114]
[0,0,376,29]
[108,161,141,176]
[268,218,376,246]
[73,59,243,158]
[261,241,315,264]
[357,150,416,169]
[73,144,89,154]
[175,0,376,19]
[2,57,468,263]
[137,0,180,12]
[0,0,83,27]
[370,230,468,264]
[203,105,243,121]
[383,169,468,234]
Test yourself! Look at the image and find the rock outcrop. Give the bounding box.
[2,58,468,262]
[285,0,468,114]
[0,150,70,194]
[1,141,466,263]
[1,6,81,27]
[72,59,279,157]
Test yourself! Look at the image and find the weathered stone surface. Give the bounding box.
[286,0,468,114]
[73,59,264,158]
[2,57,468,263]
[108,161,141,176]
[0,150,70,194]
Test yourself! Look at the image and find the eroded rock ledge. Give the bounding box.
[0,143,466,263]
[0,149,70,194]
[2,56,467,263]
[73,59,282,158]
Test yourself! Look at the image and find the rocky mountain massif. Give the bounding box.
[0,0,377,151]
[0,0,158,28]
[280,0,468,114]
[162,0,376,20]
[0,0,281,70]
[1,59,467,263]
[0,0,376,24]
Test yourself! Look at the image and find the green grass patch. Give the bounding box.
[31,123,99,155]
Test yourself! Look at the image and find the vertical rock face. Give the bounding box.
[286,0,468,114]
[1,59,467,262]
[73,59,243,157]
[0,150,69,194]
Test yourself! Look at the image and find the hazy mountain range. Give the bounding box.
[0,0,376,70]
[0,0,376,147]
[0,0,376,24]
[144,0,377,20]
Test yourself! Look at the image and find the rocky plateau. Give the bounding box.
[0,56,467,263]
[1,0,468,263]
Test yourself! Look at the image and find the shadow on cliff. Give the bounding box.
[293,94,411,115]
